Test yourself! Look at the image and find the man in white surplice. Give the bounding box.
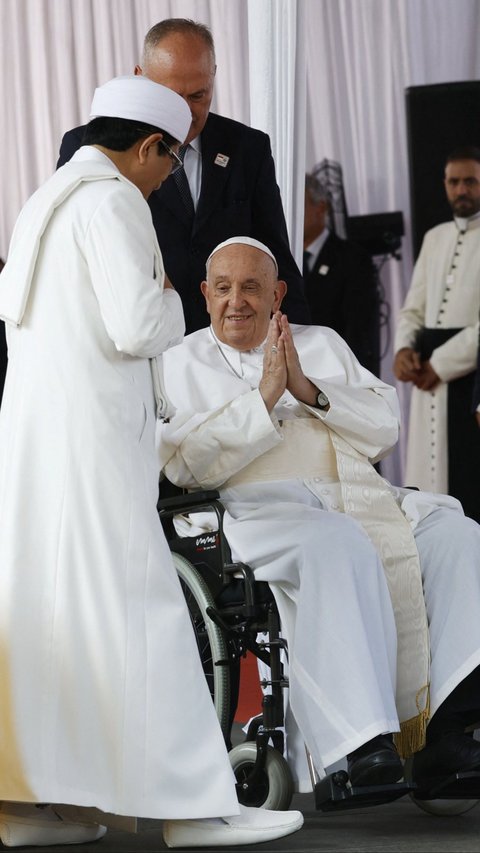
[0,81,303,850]
[159,236,480,795]
[394,146,480,523]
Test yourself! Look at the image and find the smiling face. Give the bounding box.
[201,244,286,351]
[136,33,215,145]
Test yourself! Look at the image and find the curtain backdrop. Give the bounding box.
[1,0,479,481]
[247,0,306,260]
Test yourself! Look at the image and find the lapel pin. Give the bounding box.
[214,153,230,167]
[319,264,329,275]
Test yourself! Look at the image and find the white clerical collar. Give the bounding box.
[454,210,480,232]
[209,326,268,383]
[209,325,266,356]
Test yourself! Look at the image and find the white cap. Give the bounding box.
[206,236,278,274]
[89,75,191,143]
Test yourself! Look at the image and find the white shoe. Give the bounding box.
[162,803,304,848]
[0,802,107,847]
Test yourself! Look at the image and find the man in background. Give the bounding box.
[58,18,309,333]
[393,145,480,522]
[303,171,379,375]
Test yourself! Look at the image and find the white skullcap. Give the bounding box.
[89,75,191,143]
[206,236,278,275]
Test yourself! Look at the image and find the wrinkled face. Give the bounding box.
[444,159,480,218]
[137,33,215,144]
[201,245,286,350]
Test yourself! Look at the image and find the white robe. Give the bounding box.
[394,217,480,493]
[0,148,238,819]
[159,325,480,790]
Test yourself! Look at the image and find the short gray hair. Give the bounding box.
[305,173,329,205]
[142,19,216,66]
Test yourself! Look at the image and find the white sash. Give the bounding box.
[226,417,430,756]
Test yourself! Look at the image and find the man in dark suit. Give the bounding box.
[303,172,379,375]
[57,18,309,333]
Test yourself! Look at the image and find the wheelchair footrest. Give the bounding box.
[315,771,413,811]
[413,771,480,800]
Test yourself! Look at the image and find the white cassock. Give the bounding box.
[0,147,239,820]
[394,216,480,495]
[159,325,480,791]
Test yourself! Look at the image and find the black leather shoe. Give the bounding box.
[412,732,480,785]
[347,735,404,787]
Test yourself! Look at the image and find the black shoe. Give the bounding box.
[412,732,480,786]
[347,735,403,787]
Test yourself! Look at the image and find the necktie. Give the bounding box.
[303,250,312,278]
[173,145,195,220]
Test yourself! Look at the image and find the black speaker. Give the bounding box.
[347,211,404,258]
[405,81,480,258]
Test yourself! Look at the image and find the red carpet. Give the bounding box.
[235,651,263,723]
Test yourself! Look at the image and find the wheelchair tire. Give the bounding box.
[409,795,479,816]
[229,741,294,810]
[403,757,479,816]
[172,552,231,739]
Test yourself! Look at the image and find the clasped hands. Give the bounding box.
[393,347,440,391]
[259,313,319,412]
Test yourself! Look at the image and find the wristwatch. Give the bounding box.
[316,390,329,410]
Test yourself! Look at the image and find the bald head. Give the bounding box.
[135,19,216,144]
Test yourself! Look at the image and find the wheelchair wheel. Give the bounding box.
[172,552,231,738]
[410,796,478,816]
[229,741,294,810]
[403,757,479,816]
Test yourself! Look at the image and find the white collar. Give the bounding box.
[305,227,330,259]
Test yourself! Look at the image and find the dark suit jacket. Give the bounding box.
[57,113,309,333]
[472,327,480,412]
[304,232,379,375]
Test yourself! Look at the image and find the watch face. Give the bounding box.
[317,391,329,408]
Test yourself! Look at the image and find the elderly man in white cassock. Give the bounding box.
[159,235,480,796]
[0,82,303,848]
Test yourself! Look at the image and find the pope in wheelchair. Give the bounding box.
[157,236,480,807]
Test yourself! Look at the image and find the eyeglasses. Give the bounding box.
[134,130,183,174]
[157,138,183,174]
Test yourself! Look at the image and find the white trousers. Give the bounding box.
[222,480,480,791]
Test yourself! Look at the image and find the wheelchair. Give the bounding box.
[158,488,480,817]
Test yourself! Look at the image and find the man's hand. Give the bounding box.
[414,361,441,391]
[393,347,421,382]
[259,316,287,412]
[279,313,318,406]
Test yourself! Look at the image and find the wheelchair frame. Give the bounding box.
[159,488,293,809]
[158,488,480,816]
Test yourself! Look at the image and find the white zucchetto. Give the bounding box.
[206,236,279,274]
[89,75,191,143]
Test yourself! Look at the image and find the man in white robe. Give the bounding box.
[0,80,302,848]
[394,146,480,522]
[159,236,480,797]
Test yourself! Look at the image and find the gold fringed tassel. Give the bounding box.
[394,685,430,759]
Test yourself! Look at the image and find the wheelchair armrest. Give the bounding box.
[158,489,221,512]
